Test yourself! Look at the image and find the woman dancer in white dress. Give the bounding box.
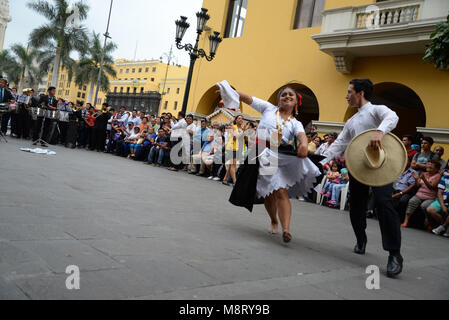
[235,86,321,243]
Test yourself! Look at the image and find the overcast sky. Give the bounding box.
[5,0,205,66]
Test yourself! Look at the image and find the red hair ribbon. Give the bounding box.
[296,93,303,112]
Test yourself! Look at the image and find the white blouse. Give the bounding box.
[250,97,304,145]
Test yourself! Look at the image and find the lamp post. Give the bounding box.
[93,0,113,108]
[175,8,222,114]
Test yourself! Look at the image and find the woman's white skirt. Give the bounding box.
[256,148,321,199]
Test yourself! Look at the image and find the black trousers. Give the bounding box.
[1,111,11,134]
[17,110,31,138]
[349,174,401,253]
[59,121,69,144]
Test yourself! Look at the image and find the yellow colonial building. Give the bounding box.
[187,0,449,149]
[40,58,188,116]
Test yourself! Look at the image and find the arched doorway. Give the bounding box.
[268,83,319,129]
[195,85,243,116]
[343,82,426,138]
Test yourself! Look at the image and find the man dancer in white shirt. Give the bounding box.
[321,79,403,278]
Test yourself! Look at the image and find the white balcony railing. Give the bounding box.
[312,0,449,73]
[355,4,420,29]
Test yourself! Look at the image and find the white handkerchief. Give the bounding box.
[216,80,240,110]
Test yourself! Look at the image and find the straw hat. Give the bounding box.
[345,129,407,187]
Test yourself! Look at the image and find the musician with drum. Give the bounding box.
[0,79,16,137]
[37,86,58,143]
[57,98,72,145]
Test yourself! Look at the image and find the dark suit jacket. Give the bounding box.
[0,88,14,103]
[39,95,58,109]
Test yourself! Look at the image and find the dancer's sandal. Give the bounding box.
[282,232,292,243]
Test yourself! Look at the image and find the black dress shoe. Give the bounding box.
[387,254,403,278]
[353,241,366,254]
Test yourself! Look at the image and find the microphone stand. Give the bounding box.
[32,104,49,148]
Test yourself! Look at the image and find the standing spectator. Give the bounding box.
[433,146,447,174]
[84,106,96,150]
[392,157,417,222]
[149,117,160,133]
[92,103,111,152]
[222,116,244,186]
[313,136,322,149]
[306,132,317,154]
[402,160,442,228]
[191,120,211,173]
[128,109,141,126]
[430,170,449,237]
[411,137,438,173]
[315,132,338,156]
[402,135,418,158]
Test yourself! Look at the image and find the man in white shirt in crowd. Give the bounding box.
[128,109,141,127]
[321,78,403,278]
[119,106,129,127]
[315,132,338,156]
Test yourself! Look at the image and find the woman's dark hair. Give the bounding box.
[429,159,441,170]
[349,78,374,100]
[233,115,243,125]
[277,86,302,120]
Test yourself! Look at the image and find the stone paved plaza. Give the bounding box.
[0,137,448,300]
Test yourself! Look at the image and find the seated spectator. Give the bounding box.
[411,137,438,173]
[134,127,156,161]
[320,162,341,197]
[402,135,418,159]
[429,170,449,237]
[139,117,150,133]
[190,120,211,174]
[315,132,338,156]
[306,132,317,154]
[328,168,350,207]
[125,126,141,159]
[192,133,217,176]
[147,128,169,166]
[433,145,447,174]
[313,136,322,150]
[116,122,134,157]
[402,160,442,228]
[392,156,417,223]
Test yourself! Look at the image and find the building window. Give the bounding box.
[152,67,156,72]
[164,101,168,110]
[174,102,178,110]
[120,69,123,73]
[132,68,135,73]
[224,0,248,38]
[138,68,142,73]
[83,86,87,91]
[120,87,123,93]
[82,93,85,99]
[67,82,70,88]
[145,67,149,72]
[176,88,180,94]
[127,87,130,93]
[141,88,144,93]
[167,88,170,94]
[133,87,137,94]
[126,69,129,73]
[151,78,155,82]
[77,92,81,98]
[293,0,326,29]
[114,87,117,93]
[78,85,82,90]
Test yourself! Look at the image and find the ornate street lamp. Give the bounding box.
[175,8,222,114]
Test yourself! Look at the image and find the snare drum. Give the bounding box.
[36,107,46,118]
[8,103,19,114]
[45,109,60,120]
[0,103,8,114]
[59,111,70,122]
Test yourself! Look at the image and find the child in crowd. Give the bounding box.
[126,126,141,158]
[328,168,350,207]
[321,162,341,197]
[429,170,449,237]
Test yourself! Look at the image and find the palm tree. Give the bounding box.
[27,0,89,87]
[74,32,117,104]
[0,50,20,86]
[10,44,41,92]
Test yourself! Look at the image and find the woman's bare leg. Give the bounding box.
[275,189,292,242]
[264,193,278,234]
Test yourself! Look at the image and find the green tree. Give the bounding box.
[424,14,449,70]
[10,44,41,92]
[27,0,89,87]
[74,32,117,105]
[0,50,19,83]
